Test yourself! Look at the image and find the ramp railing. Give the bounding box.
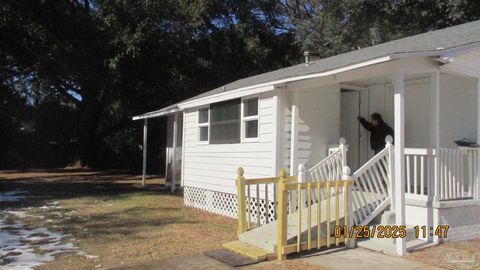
[236,168,297,235]
[276,167,354,260]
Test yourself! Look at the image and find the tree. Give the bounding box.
[279,0,480,57]
[0,0,297,168]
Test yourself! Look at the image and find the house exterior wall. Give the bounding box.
[439,74,478,148]
[366,74,477,153]
[279,84,341,173]
[182,91,276,195]
[182,91,277,219]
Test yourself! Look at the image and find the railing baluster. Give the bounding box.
[297,183,302,252]
[256,184,260,227]
[459,151,464,197]
[344,181,349,246]
[469,150,474,197]
[247,184,251,229]
[265,184,269,223]
[413,155,418,194]
[420,156,425,195]
[273,182,278,220]
[406,155,411,194]
[335,181,340,247]
[317,182,321,249]
[326,181,331,248]
[449,150,453,199]
[307,183,312,251]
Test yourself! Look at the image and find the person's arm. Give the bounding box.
[358,116,373,131]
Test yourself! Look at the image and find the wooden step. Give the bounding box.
[222,240,272,261]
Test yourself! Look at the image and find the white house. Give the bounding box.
[133,20,480,256]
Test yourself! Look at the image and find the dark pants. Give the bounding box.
[374,149,381,155]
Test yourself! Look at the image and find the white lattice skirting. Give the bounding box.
[183,186,276,224]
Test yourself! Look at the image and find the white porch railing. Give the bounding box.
[308,137,347,183]
[351,137,393,225]
[405,147,480,200]
[307,138,347,203]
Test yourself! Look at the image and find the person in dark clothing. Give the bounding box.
[357,113,394,154]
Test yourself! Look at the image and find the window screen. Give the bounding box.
[210,99,240,144]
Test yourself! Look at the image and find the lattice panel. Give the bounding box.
[246,197,276,224]
[183,186,276,224]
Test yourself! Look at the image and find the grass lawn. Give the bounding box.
[2,170,479,270]
[0,170,237,269]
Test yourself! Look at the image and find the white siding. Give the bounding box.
[365,74,477,151]
[439,74,478,148]
[183,92,276,195]
[279,84,341,172]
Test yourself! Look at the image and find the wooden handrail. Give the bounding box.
[277,170,353,260]
[236,167,296,235]
[236,167,247,235]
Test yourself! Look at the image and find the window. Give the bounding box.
[242,97,259,141]
[196,97,258,144]
[198,107,209,142]
[210,99,241,144]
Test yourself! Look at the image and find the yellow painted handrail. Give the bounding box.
[236,167,295,235]
[277,178,353,260]
[236,167,247,235]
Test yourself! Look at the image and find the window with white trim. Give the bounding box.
[242,97,259,141]
[198,107,209,142]
[210,99,241,144]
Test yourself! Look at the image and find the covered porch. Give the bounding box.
[284,51,480,255]
[132,105,184,192]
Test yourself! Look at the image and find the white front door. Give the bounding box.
[340,90,361,171]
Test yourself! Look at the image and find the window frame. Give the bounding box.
[197,106,210,144]
[241,96,260,142]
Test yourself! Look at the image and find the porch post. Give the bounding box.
[290,96,299,212]
[290,104,299,176]
[386,136,395,210]
[430,71,441,244]
[393,71,406,255]
[171,113,178,192]
[477,78,480,200]
[142,118,148,187]
[430,71,440,198]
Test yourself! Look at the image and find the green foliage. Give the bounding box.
[281,0,480,57]
[0,0,297,168]
[1,0,479,169]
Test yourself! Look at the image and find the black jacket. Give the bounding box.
[359,118,394,151]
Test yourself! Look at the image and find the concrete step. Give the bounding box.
[357,238,428,255]
[356,225,428,255]
[222,241,272,261]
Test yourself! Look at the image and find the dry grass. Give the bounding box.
[3,170,479,270]
[0,170,236,269]
[406,239,480,270]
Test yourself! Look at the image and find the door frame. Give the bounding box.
[339,84,369,170]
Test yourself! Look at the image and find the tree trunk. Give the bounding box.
[77,90,103,167]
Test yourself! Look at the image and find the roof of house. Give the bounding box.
[133,19,480,120]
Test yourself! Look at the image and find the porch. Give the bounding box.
[229,53,480,259]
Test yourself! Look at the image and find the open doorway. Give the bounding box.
[340,89,362,171]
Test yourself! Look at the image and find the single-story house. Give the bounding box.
[133,20,480,256]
